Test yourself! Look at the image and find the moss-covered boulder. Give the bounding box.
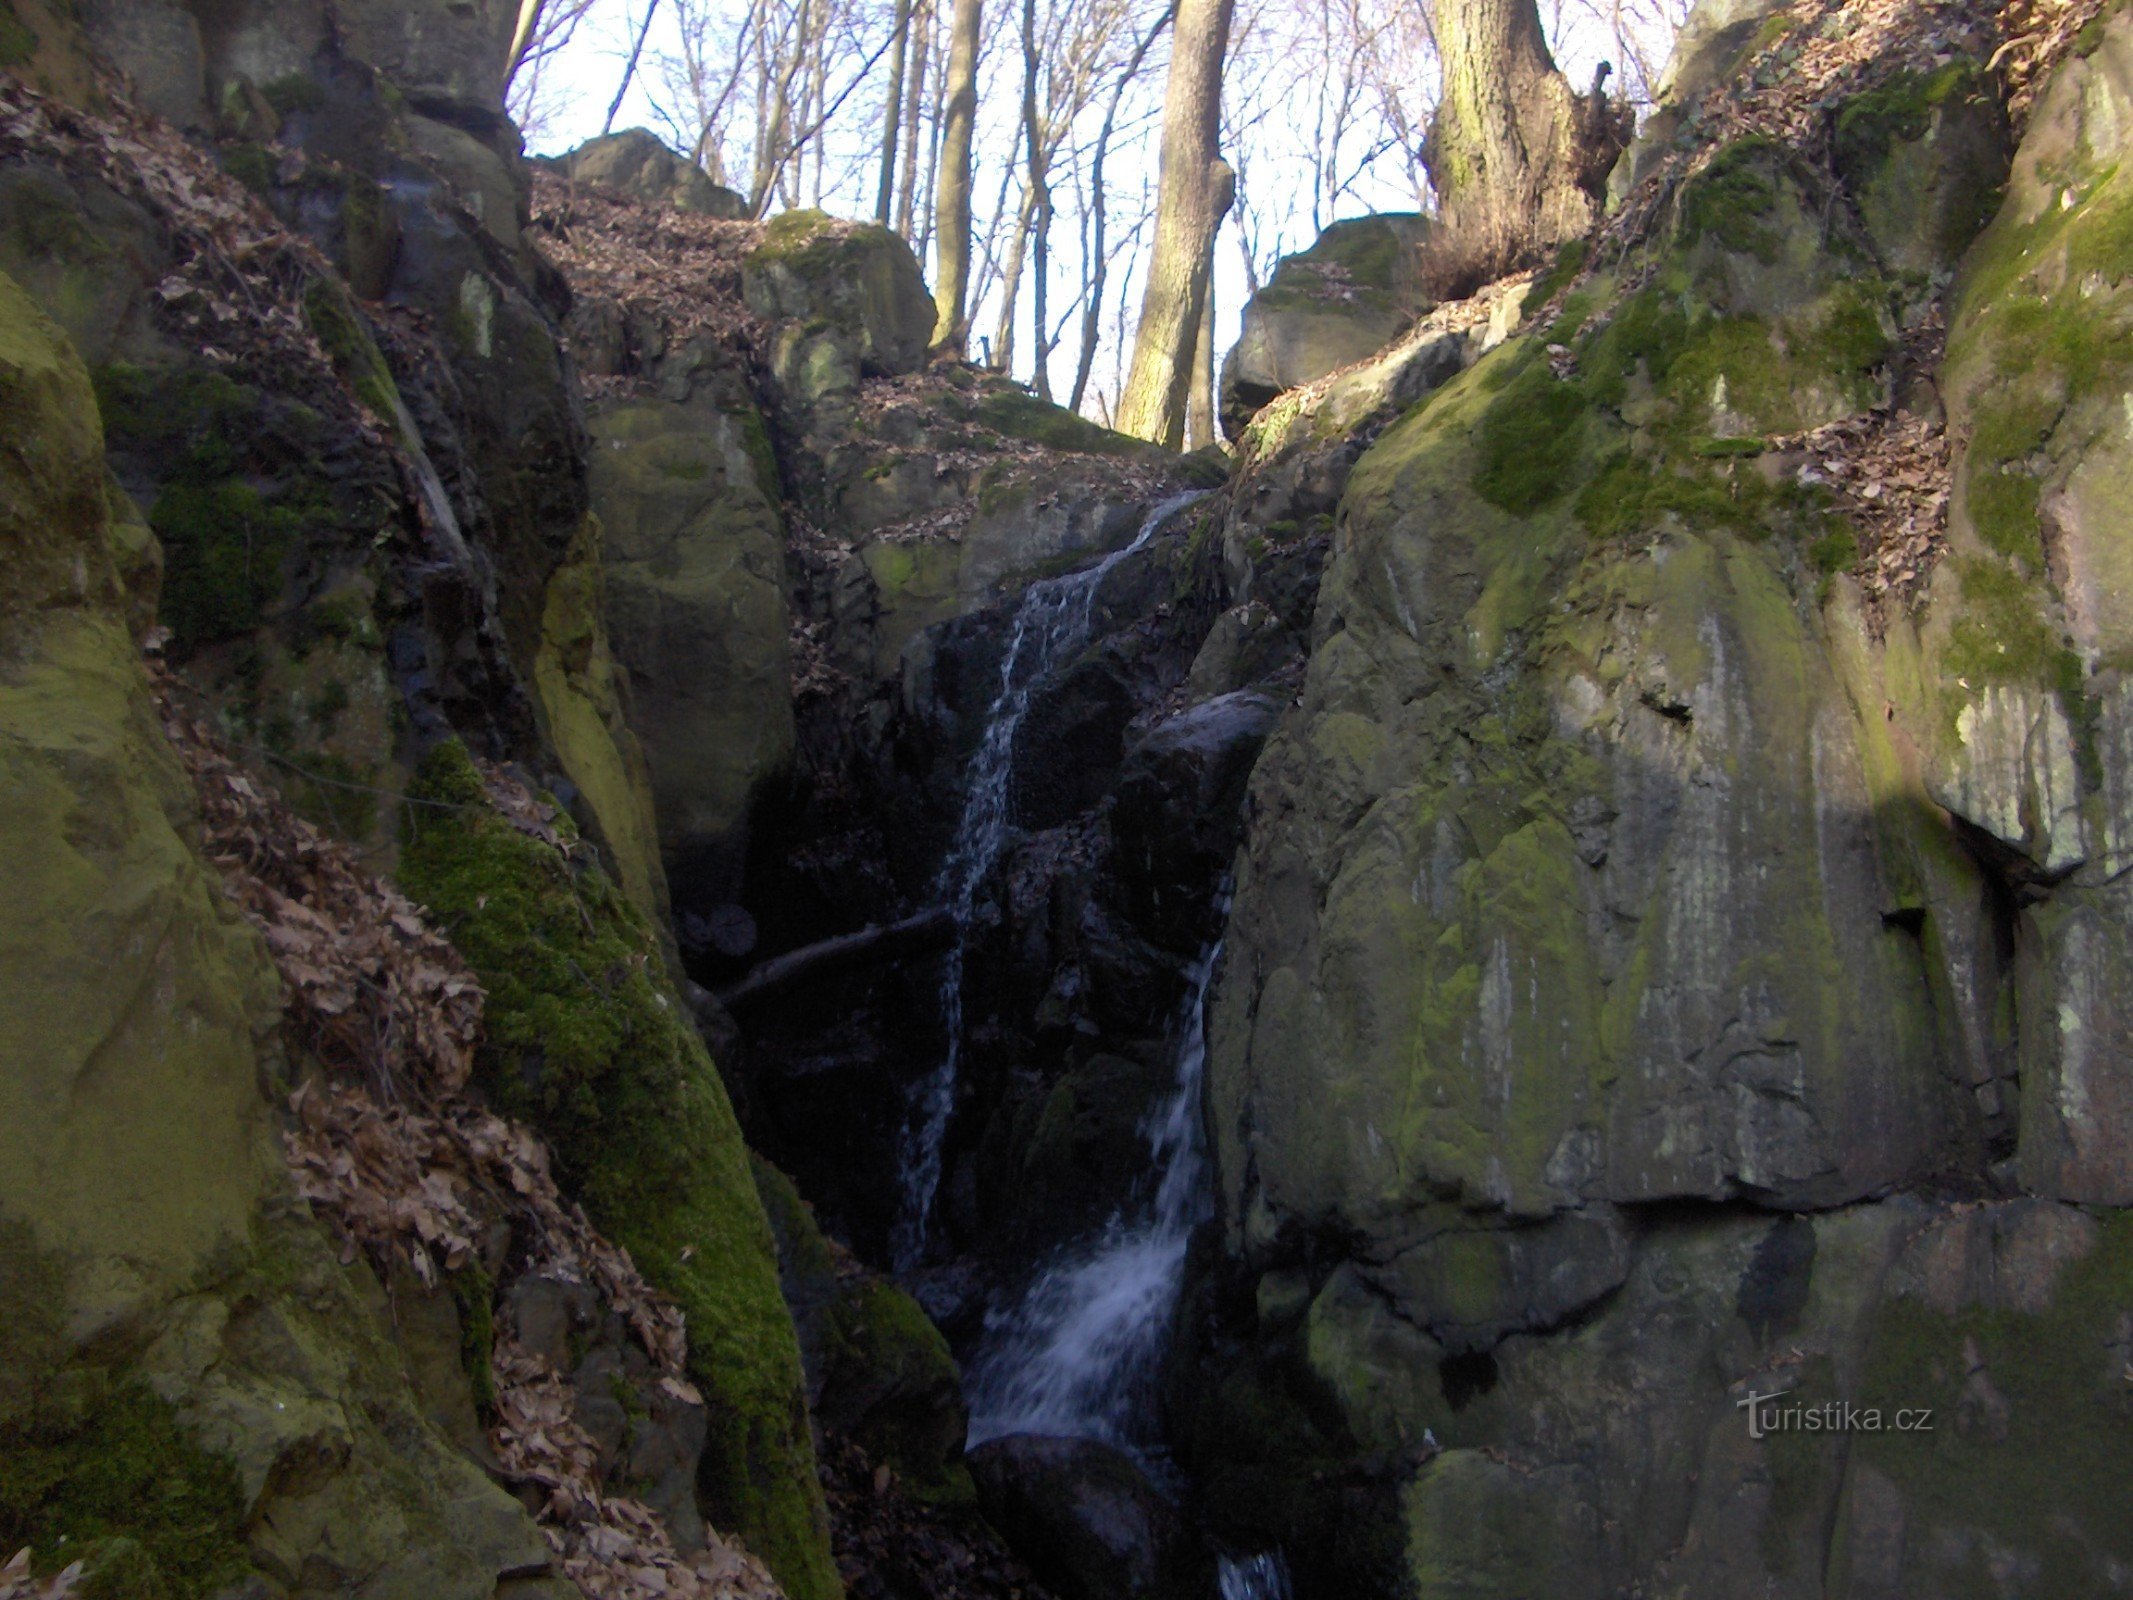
[743,209,936,387]
[396,742,841,1600]
[550,129,750,219]
[1219,214,1432,435]
[1833,62,2011,280]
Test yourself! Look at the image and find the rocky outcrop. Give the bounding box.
[0,266,562,1600]
[1183,4,2133,1594]
[0,13,858,1597]
[1220,214,1432,437]
[549,129,750,219]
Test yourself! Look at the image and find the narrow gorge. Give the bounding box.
[3,0,2132,1596]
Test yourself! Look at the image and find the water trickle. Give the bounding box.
[892,491,1207,1269]
[1216,1549,1295,1600]
[963,926,1224,1451]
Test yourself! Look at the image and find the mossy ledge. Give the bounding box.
[396,742,840,1600]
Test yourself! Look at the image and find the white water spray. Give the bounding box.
[963,927,1224,1449]
[1216,1550,1295,1600]
[892,491,1206,1269]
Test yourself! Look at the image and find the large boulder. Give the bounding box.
[744,209,937,393]
[550,129,750,219]
[1220,214,1432,436]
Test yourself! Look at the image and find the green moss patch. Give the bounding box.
[396,744,837,1600]
[1678,138,1788,263]
[1472,351,1587,512]
[1834,64,1983,181]
[0,4,40,68]
[303,280,401,422]
[975,389,1145,456]
[0,1226,251,1600]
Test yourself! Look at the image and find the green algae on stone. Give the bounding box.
[396,743,839,1600]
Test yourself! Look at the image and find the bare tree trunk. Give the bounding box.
[992,182,1035,373]
[1019,0,1052,398]
[1115,0,1236,448]
[1421,0,1609,272]
[1070,5,1172,415]
[930,0,983,351]
[508,0,549,88]
[895,0,931,234]
[876,0,912,222]
[1185,277,1214,449]
[602,0,663,132]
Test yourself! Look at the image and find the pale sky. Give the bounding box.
[524,0,1677,421]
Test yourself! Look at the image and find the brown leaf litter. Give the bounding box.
[0,1548,82,1600]
[154,665,781,1600]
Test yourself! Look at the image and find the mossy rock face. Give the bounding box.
[1913,10,2133,1202]
[743,210,935,381]
[533,513,673,935]
[1837,1203,2133,1594]
[1210,324,1949,1248]
[1834,63,2012,278]
[1221,214,1433,434]
[752,1159,969,1498]
[587,395,795,897]
[0,269,558,1600]
[395,743,840,1600]
[0,270,280,1321]
[1241,1195,2133,1598]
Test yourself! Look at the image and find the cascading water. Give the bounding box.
[891,491,1207,1269]
[963,926,1224,1451]
[1216,1550,1296,1600]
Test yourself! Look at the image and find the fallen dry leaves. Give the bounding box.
[157,662,482,1100]
[0,1551,79,1600]
[1778,407,1951,614]
[152,669,779,1600]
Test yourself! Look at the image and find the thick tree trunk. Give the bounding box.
[1115,0,1236,448]
[931,0,983,351]
[1422,0,1601,266]
[876,0,911,224]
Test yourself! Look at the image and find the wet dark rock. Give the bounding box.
[968,1435,1207,1600]
[1111,692,1280,951]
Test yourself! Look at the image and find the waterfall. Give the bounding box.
[1216,1550,1295,1600]
[963,927,1224,1450]
[892,491,1207,1269]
